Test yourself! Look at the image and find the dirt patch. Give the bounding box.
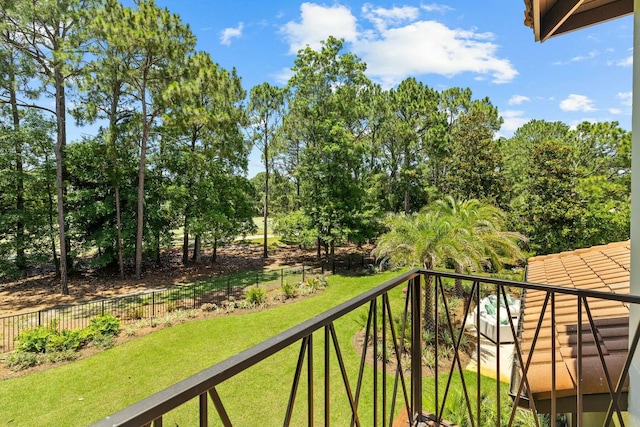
[0,243,373,317]
[0,280,325,381]
[0,242,373,381]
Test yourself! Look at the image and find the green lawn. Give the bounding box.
[0,269,530,426]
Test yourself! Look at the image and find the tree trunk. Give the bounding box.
[108,84,125,280]
[192,234,201,263]
[423,262,435,335]
[263,139,269,258]
[404,146,411,214]
[454,264,464,298]
[44,151,60,277]
[135,76,149,280]
[8,66,26,274]
[115,185,125,279]
[54,67,68,295]
[212,237,217,263]
[182,216,189,265]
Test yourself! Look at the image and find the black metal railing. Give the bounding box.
[1,264,324,353]
[91,270,640,427]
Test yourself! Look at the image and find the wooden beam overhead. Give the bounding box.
[553,0,633,38]
[540,0,586,41]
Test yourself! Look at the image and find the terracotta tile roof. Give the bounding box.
[522,241,630,401]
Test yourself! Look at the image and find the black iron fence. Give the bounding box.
[91,269,640,427]
[1,263,337,354]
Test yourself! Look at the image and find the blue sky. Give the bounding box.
[122,1,634,176]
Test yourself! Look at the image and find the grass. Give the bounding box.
[0,270,403,425]
[0,268,532,426]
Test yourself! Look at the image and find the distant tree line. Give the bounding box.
[0,2,630,293]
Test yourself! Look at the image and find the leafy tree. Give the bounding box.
[284,37,372,258]
[445,100,505,205]
[513,139,580,254]
[383,78,439,213]
[1,0,94,293]
[248,82,285,258]
[501,119,570,202]
[104,0,195,279]
[162,50,247,264]
[74,0,139,278]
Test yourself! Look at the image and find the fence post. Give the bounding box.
[321,263,324,274]
[361,254,364,267]
[101,300,105,317]
[38,310,42,326]
[411,274,423,420]
[302,264,305,282]
[193,286,197,309]
[152,292,155,319]
[256,271,259,287]
[227,278,231,298]
[281,268,284,286]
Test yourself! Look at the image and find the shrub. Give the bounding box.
[88,314,120,337]
[306,276,328,291]
[15,326,54,353]
[281,283,298,299]
[245,287,267,306]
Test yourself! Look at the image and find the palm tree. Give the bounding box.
[374,197,527,332]
[427,196,527,297]
[373,211,461,333]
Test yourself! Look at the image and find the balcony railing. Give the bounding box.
[92,269,640,427]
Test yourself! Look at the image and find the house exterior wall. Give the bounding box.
[629,1,640,425]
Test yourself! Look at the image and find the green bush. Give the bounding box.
[88,314,120,337]
[15,326,53,353]
[245,287,267,305]
[306,276,328,291]
[281,283,298,299]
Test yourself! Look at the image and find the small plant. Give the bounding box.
[6,351,41,370]
[245,287,267,306]
[306,276,328,291]
[88,314,120,337]
[422,346,436,370]
[200,303,218,312]
[90,334,115,350]
[123,306,145,320]
[280,282,298,299]
[123,327,137,337]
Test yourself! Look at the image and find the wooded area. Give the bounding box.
[0,0,630,293]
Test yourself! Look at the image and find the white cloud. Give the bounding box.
[617,56,633,67]
[356,21,517,87]
[609,108,622,114]
[220,22,244,46]
[279,2,517,87]
[362,4,419,32]
[272,67,294,85]
[280,3,357,54]
[570,50,598,62]
[508,95,530,105]
[618,91,632,106]
[421,4,454,13]
[500,110,529,134]
[559,94,596,112]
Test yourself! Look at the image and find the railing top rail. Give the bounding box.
[92,269,421,426]
[420,269,640,305]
